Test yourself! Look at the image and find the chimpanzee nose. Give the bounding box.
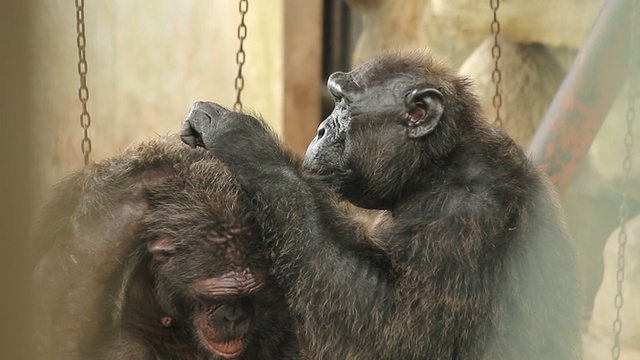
[316,124,326,140]
[212,299,254,325]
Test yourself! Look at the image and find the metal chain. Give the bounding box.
[234,0,249,112]
[490,0,503,127]
[612,1,637,359]
[75,0,92,166]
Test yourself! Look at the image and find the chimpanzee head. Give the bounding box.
[140,160,282,359]
[303,50,477,210]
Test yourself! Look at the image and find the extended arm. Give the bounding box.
[180,102,396,357]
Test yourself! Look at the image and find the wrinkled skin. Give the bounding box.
[32,136,299,360]
[180,50,582,359]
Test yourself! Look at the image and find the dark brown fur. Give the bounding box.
[181,50,582,359]
[32,136,299,359]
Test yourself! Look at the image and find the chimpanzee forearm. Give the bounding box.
[220,167,396,358]
[181,103,397,357]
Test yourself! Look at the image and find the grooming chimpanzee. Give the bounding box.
[32,136,299,359]
[180,50,583,359]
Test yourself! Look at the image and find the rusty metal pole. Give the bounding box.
[528,0,636,195]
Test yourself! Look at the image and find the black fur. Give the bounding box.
[180,50,582,359]
[32,135,299,359]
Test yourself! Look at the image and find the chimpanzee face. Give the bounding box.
[141,164,279,359]
[302,63,444,210]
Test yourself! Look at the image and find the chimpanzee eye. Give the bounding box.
[147,238,177,262]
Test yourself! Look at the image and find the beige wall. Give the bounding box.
[1,2,35,358]
[30,0,321,198]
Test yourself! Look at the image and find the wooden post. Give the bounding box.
[282,0,323,155]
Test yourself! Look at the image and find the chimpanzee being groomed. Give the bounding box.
[180,50,583,359]
[32,136,299,359]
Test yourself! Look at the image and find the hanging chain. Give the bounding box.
[75,0,92,166]
[612,2,637,359]
[234,0,249,112]
[490,0,503,127]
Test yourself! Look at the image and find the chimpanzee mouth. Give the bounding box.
[195,312,251,359]
[202,336,246,359]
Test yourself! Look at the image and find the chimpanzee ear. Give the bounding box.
[404,88,444,139]
[147,238,177,262]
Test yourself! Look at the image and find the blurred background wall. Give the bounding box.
[1,1,34,358]
[30,0,323,202]
[13,0,640,358]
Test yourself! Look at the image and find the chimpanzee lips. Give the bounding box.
[203,337,245,359]
[195,310,250,359]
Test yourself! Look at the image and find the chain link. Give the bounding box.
[75,0,92,166]
[234,0,249,112]
[612,2,637,359]
[490,0,502,127]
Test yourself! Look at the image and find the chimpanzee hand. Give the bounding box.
[180,101,290,172]
[180,101,263,150]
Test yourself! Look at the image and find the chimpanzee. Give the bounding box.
[32,136,299,359]
[180,50,583,359]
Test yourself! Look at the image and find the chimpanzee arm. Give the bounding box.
[181,102,396,357]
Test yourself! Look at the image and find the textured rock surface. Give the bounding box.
[584,213,640,360]
[459,38,565,147]
[589,77,640,201]
[348,0,605,67]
